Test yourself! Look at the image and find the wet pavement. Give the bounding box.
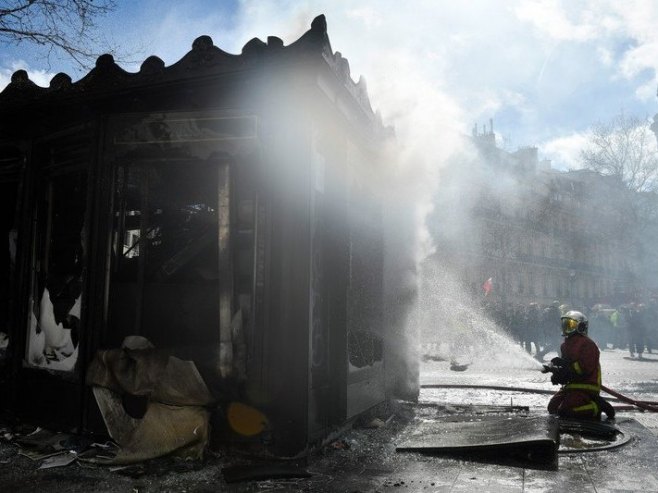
[1,347,658,492]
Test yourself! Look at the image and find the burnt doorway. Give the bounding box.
[19,134,91,429]
[106,161,223,352]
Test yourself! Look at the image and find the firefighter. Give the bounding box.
[545,310,615,420]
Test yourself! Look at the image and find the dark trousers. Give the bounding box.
[548,390,600,419]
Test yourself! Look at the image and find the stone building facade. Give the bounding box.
[429,126,639,310]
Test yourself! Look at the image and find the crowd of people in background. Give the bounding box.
[482,299,658,360]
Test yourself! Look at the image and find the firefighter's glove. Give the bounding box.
[541,364,554,373]
[597,396,616,419]
[550,357,568,368]
[550,366,572,385]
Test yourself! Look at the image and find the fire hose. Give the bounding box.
[421,383,658,413]
[601,385,658,413]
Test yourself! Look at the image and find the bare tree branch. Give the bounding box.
[581,112,658,193]
[581,112,658,289]
[0,0,118,68]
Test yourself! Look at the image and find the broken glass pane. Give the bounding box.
[25,171,86,371]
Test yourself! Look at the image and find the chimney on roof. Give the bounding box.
[473,120,496,146]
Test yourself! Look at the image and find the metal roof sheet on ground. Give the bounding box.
[396,415,559,468]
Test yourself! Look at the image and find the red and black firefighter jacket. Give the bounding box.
[560,333,601,394]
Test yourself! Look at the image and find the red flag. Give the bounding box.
[482,277,493,296]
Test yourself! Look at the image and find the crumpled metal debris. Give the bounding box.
[1,425,95,469]
[86,336,215,464]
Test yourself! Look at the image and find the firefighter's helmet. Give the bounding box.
[561,310,588,337]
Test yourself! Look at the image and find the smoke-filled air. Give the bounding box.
[4,0,658,403]
[216,1,658,381]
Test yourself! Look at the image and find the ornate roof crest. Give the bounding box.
[0,15,376,122]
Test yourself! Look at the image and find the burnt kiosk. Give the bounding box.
[0,16,399,454]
